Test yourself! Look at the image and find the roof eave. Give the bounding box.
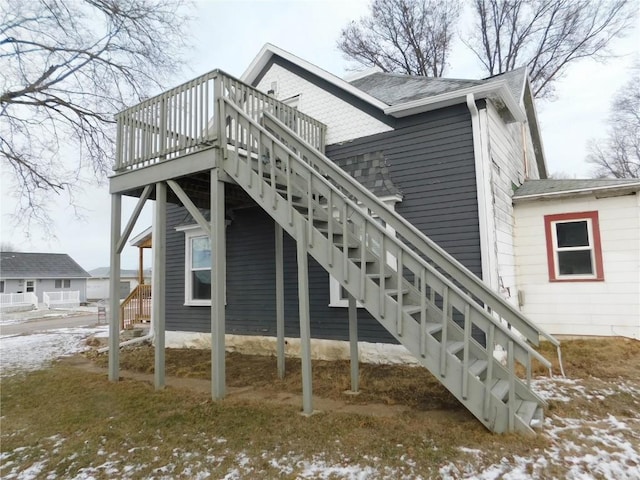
[384,81,526,123]
[513,183,640,203]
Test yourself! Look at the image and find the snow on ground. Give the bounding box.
[1,327,639,479]
[0,326,107,377]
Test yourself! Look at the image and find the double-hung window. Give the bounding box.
[544,211,604,282]
[178,227,212,305]
[55,279,71,288]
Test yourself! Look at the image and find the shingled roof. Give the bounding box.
[0,252,90,279]
[349,67,527,107]
[513,179,640,200]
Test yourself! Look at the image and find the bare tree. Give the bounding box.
[587,71,640,178]
[0,0,192,230]
[338,0,462,77]
[468,0,636,99]
[0,242,19,252]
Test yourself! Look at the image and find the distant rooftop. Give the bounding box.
[0,252,90,279]
[89,267,151,278]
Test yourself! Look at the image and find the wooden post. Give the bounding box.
[211,169,226,400]
[108,193,122,382]
[296,222,313,415]
[275,223,285,379]
[153,182,167,390]
[348,293,359,393]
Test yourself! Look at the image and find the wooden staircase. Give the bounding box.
[120,284,151,330]
[216,86,560,434]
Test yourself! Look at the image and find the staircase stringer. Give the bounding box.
[222,149,537,434]
[219,98,549,433]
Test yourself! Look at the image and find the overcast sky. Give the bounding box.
[1,0,638,271]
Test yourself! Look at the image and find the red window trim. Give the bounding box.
[544,211,604,282]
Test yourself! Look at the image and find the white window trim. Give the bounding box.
[176,224,218,307]
[329,195,401,307]
[551,218,597,280]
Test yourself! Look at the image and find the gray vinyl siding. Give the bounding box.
[165,103,480,343]
[326,104,481,276]
[0,278,87,303]
[165,203,393,342]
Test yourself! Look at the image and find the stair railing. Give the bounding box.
[221,98,554,394]
[262,112,562,366]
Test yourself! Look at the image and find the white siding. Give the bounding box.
[255,63,392,145]
[514,194,640,339]
[482,102,529,306]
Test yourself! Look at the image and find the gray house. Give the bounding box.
[108,44,561,434]
[0,252,90,303]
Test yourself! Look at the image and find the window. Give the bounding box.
[176,223,227,307]
[26,280,35,292]
[544,211,604,282]
[329,196,401,307]
[0,280,4,293]
[54,279,71,288]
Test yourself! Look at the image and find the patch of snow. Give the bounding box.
[0,326,107,377]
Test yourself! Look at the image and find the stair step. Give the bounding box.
[517,400,540,426]
[367,272,393,280]
[424,322,442,335]
[351,254,378,264]
[491,379,510,401]
[468,359,488,377]
[385,288,409,297]
[403,305,422,316]
[446,341,465,355]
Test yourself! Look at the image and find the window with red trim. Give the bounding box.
[544,211,604,282]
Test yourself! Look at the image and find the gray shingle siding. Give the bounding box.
[164,103,481,343]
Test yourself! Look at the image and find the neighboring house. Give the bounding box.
[513,179,640,340]
[0,252,90,303]
[87,267,151,301]
[109,43,564,433]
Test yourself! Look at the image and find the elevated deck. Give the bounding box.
[110,70,326,197]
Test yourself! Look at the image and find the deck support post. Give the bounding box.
[108,193,122,382]
[153,181,167,390]
[348,293,359,393]
[211,169,226,400]
[296,222,313,415]
[275,223,285,379]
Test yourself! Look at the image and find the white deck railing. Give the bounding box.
[114,70,326,172]
[0,292,38,309]
[43,291,80,309]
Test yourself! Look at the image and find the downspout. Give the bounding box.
[466,93,494,289]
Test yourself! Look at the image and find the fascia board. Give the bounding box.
[241,43,389,110]
[385,81,526,123]
[513,183,640,203]
[130,226,153,246]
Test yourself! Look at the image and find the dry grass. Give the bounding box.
[2,337,638,478]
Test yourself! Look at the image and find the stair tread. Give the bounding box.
[517,400,539,423]
[385,288,409,296]
[446,341,465,355]
[491,379,510,401]
[468,359,488,377]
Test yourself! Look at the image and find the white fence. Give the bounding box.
[0,292,38,310]
[43,291,80,309]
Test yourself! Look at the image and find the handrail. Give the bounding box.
[222,99,553,372]
[114,70,326,172]
[120,284,152,330]
[262,112,559,349]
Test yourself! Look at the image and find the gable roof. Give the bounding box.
[513,179,640,202]
[242,43,525,122]
[0,252,91,279]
